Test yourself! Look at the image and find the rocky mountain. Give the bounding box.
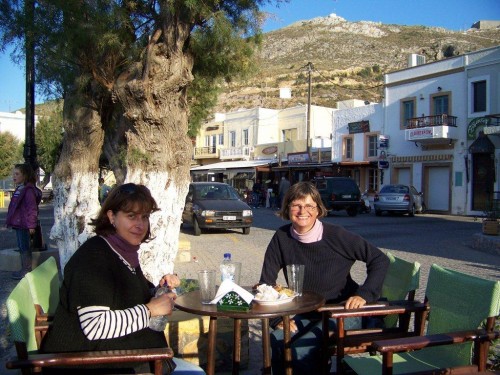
[216,14,500,112]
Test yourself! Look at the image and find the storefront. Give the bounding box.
[190,160,276,195]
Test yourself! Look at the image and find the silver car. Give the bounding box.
[374,184,425,217]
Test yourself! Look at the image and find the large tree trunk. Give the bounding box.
[112,30,194,284]
[50,92,104,270]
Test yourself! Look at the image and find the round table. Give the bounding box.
[175,290,325,375]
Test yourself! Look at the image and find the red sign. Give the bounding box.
[262,146,278,155]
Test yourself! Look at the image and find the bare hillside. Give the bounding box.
[216,14,500,111]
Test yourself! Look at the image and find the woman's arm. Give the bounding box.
[78,304,150,340]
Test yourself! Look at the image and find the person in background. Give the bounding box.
[277,176,290,209]
[40,183,200,374]
[259,181,389,374]
[6,163,42,280]
[252,179,263,208]
[98,177,111,204]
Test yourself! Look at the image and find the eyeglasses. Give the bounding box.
[289,204,317,212]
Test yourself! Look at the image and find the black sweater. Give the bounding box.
[41,236,166,356]
[259,222,389,304]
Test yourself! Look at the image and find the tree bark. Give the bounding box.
[50,92,104,270]
[110,27,194,284]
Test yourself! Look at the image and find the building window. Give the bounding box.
[400,97,416,129]
[366,134,379,159]
[218,134,224,145]
[229,131,236,147]
[431,93,450,115]
[204,135,210,147]
[472,80,487,113]
[243,129,249,145]
[282,128,297,142]
[342,136,353,160]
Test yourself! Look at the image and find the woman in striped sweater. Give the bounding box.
[41,183,179,374]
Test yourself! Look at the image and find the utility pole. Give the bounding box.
[306,62,313,161]
[24,0,38,172]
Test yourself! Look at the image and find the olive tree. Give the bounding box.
[1,0,283,281]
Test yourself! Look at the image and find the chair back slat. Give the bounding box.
[6,278,38,352]
[26,256,60,316]
[381,252,421,328]
[422,264,500,366]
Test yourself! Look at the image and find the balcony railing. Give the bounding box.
[194,146,218,157]
[220,146,252,159]
[405,114,457,129]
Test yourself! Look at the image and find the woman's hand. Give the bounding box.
[29,228,35,235]
[276,319,298,333]
[159,274,180,289]
[344,295,366,309]
[146,292,177,317]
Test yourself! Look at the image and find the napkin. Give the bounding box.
[210,279,254,305]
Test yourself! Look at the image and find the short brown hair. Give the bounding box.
[279,181,327,220]
[90,183,159,241]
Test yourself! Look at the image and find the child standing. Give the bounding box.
[6,164,42,280]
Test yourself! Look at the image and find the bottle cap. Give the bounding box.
[224,252,231,260]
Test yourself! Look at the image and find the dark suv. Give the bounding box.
[312,177,361,216]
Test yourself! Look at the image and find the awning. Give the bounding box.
[469,132,495,153]
[337,161,377,166]
[190,159,274,172]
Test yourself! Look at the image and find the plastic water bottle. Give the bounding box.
[148,286,171,332]
[220,252,236,282]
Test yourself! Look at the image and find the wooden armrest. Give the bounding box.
[6,347,174,369]
[318,301,426,319]
[372,329,498,353]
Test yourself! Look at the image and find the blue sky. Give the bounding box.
[1,0,499,112]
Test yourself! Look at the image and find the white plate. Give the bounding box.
[253,295,296,305]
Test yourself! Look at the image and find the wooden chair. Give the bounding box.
[5,277,205,375]
[25,256,60,322]
[318,252,422,374]
[343,264,500,375]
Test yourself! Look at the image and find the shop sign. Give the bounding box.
[483,125,500,136]
[378,161,389,169]
[288,152,311,164]
[467,117,491,140]
[407,127,433,140]
[348,120,370,134]
[262,146,278,155]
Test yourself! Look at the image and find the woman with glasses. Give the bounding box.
[258,181,389,375]
[41,183,203,374]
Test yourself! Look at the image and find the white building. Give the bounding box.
[382,46,500,215]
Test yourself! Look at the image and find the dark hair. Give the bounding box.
[279,181,327,220]
[15,163,36,185]
[90,183,159,241]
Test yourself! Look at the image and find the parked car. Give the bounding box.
[182,182,253,236]
[374,184,426,217]
[312,177,361,217]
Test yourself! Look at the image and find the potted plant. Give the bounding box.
[483,201,500,236]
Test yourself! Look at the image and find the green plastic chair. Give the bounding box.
[344,264,500,375]
[25,256,60,319]
[319,252,421,374]
[6,273,205,374]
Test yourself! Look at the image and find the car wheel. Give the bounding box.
[347,208,358,217]
[408,205,415,217]
[193,217,201,236]
[242,227,250,235]
[375,209,382,216]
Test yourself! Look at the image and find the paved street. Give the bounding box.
[1,204,499,374]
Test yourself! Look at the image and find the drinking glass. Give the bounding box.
[198,270,217,304]
[286,264,305,296]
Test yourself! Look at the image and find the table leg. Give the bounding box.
[233,318,241,375]
[261,318,271,375]
[207,316,217,375]
[283,315,292,375]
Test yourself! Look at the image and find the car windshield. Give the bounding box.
[194,184,240,200]
[381,185,409,194]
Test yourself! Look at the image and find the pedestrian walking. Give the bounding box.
[5,163,42,280]
[278,176,290,209]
